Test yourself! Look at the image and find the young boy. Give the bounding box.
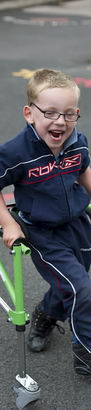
[0,68,91,375]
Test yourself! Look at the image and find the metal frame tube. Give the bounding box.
[0,297,10,313]
[0,261,15,305]
[13,244,27,378]
[13,245,25,316]
[17,331,26,378]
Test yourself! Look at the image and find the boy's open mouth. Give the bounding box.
[49,130,65,139]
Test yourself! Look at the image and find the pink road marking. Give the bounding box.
[74,77,91,88]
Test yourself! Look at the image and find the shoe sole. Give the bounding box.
[27,336,51,352]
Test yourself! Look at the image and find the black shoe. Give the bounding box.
[73,343,91,376]
[28,305,64,352]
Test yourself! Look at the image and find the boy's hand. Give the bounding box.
[3,221,25,248]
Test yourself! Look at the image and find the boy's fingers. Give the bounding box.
[3,233,25,248]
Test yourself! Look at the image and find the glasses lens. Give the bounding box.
[44,111,79,121]
[65,113,78,121]
[45,111,59,120]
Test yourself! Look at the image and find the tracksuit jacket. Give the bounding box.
[0,123,91,352]
[0,123,90,222]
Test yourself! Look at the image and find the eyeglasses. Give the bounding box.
[30,102,80,122]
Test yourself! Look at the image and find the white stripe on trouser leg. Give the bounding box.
[31,243,91,354]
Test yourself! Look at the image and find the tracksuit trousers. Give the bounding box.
[26,212,91,352]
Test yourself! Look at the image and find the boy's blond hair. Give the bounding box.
[27,68,80,105]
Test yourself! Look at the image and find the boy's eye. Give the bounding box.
[65,111,78,120]
[44,110,79,121]
[66,111,76,115]
[45,111,59,119]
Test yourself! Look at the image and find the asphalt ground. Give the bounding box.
[0,6,91,410]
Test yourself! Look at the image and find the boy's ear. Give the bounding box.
[23,105,34,124]
[77,107,80,116]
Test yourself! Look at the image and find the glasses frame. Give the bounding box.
[30,102,80,122]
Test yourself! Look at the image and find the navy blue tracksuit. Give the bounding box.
[0,124,91,351]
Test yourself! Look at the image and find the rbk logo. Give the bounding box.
[61,154,81,169]
[28,154,81,178]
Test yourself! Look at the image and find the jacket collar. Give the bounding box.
[61,128,78,154]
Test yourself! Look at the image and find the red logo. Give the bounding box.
[28,154,81,178]
[60,154,81,169]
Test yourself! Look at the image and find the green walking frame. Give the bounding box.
[0,195,40,410]
[0,193,91,409]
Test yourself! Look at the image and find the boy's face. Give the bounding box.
[23,87,80,156]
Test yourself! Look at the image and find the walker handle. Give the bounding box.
[13,237,30,247]
[0,228,30,252]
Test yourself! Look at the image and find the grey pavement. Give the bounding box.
[0,0,91,17]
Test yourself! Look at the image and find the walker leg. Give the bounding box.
[13,327,41,409]
[16,329,26,378]
[13,377,40,409]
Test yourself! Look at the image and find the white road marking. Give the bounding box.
[3,15,91,27]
